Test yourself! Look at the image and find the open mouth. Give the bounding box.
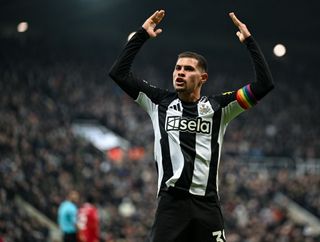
[175,77,186,86]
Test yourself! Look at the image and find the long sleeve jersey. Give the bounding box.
[109,28,274,198]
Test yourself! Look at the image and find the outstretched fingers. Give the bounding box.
[229,12,251,42]
[151,10,165,25]
[143,9,165,38]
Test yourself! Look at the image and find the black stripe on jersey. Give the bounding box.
[205,108,222,197]
[174,102,198,190]
[158,103,174,191]
[177,103,181,112]
[169,103,182,112]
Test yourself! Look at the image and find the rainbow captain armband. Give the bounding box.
[236,84,258,109]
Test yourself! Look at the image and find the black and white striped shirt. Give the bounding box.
[136,87,243,197]
[109,28,274,198]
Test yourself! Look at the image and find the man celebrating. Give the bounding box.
[109,9,274,242]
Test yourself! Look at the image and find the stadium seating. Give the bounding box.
[1,54,319,241]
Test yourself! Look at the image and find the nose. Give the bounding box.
[178,70,185,77]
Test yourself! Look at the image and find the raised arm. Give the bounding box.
[229,12,274,109]
[108,10,166,100]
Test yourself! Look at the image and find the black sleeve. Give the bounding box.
[214,91,237,108]
[109,28,157,100]
[244,36,274,100]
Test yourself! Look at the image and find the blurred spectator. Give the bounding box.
[0,46,319,241]
[0,188,49,242]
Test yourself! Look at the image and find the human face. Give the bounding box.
[173,57,207,100]
[69,190,80,204]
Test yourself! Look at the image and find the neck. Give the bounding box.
[178,92,200,103]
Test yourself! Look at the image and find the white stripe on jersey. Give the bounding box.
[164,99,185,188]
[215,100,244,192]
[153,108,164,194]
[189,101,214,196]
[222,100,244,125]
[136,92,163,194]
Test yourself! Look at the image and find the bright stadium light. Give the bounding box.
[17,22,28,33]
[273,43,286,57]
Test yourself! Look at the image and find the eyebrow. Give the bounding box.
[175,65,196,70]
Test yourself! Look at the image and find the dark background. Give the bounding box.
[1,0,319,76]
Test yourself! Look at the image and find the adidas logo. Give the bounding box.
[169,103,181,112]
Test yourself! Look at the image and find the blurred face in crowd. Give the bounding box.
[68,190,80,204]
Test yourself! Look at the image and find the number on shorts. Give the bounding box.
[212,229,226,242]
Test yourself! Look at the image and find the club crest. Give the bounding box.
[199,104,211,115]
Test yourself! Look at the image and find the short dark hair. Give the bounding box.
[178,51,208,73]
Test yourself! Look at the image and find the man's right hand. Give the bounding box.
[142,10,165,38]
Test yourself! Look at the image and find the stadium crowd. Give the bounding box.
[0,48,320,242]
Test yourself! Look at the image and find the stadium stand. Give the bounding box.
[1,45,320,242]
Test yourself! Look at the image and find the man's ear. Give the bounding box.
[201,73,208,84]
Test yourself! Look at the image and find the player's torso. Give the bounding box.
[159,96,221,153]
